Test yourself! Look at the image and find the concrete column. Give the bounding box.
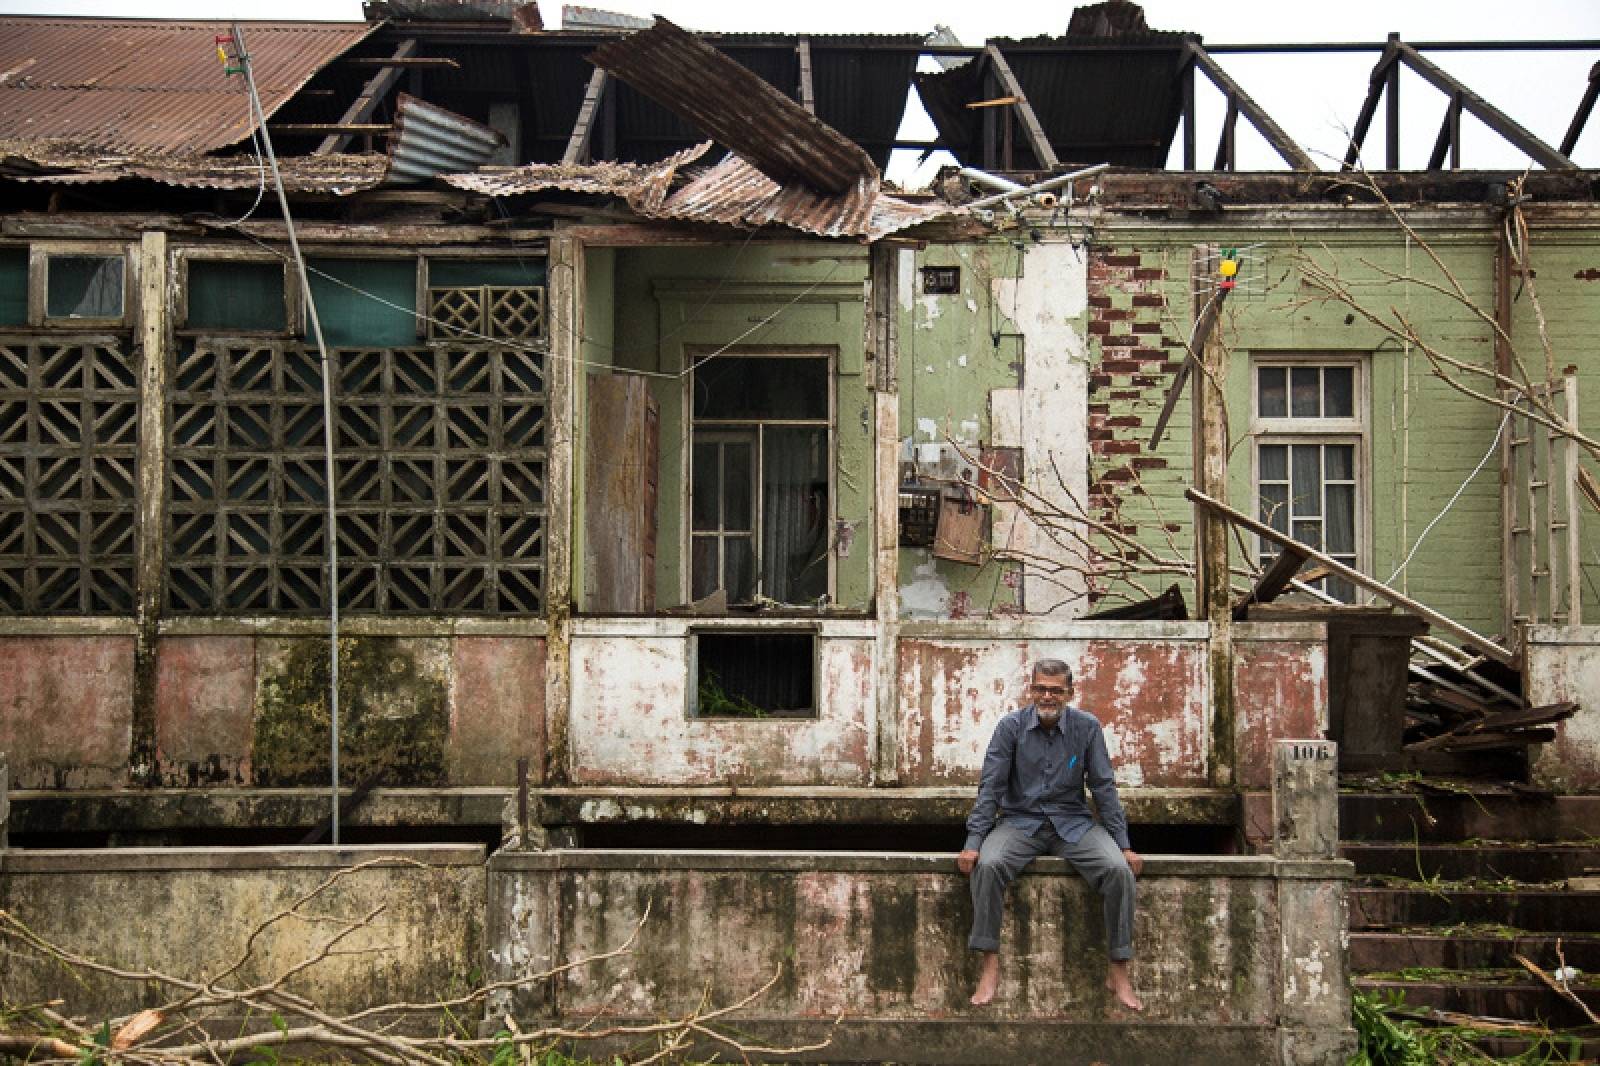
[1272,738,1354,1065]
[869,245,902,785]
[543,234,578,785]
[1272,739,1338,859]
[130,230,170,784]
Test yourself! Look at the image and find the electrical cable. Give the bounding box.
[1384,409,1511,587]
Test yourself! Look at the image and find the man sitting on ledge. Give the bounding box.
[956,658,1144,1010]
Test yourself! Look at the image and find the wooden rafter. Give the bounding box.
[1393,40,1576,170]
[316,38,417,156]
[796,37,815,115]
[983,44,1058,169]
[1426,93,1462,170]
[1559,60,1600,158]
[563,67,610,166]
[1342,42,1399,169]
[1185,40,1315,171]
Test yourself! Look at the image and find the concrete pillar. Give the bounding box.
[1272,739,1338,859]
[1272,739,1354,1064]
[1,752,9,857]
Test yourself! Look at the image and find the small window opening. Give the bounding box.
[186,259,287,332]
[694,630,816,719]
[922,265,960,295]
[46,255,123,320]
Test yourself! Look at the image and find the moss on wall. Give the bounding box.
[252,636,450,786]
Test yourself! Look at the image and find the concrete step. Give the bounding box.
[1356,976,1600,1030]
[1470,1031,1600,1061]
[1339,791,1600,843]
[1341,841,1600,882]
[1351,932,1600,972]
[1351,887,1600,933]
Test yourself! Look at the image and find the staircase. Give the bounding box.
[1342,787,1600,1060]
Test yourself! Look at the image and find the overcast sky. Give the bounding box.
[4,0,1598,184]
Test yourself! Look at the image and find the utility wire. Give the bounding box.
[231,23,343,846]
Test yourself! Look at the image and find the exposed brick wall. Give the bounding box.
[1085,245,1194,609]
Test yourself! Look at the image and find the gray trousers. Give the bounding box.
[968,820,1136,960]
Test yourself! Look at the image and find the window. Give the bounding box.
[689,352,831,605]
[45,255,125,321]
[1252,359,1364,602]
[922,265,960,295]
[693,630,816,718]
[183,257,290,333]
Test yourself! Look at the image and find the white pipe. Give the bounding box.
[966,162,1111,210]
[958,166,1025,194]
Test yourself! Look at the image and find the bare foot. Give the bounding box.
[1106,961,1143,1012]
[970,952,1001,1006]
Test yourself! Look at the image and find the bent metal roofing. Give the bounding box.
[0,17,376,154]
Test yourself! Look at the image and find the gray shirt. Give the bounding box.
[963,704,1132,852]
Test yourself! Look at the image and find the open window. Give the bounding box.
[689,351,832,606]
[691,629,817,719]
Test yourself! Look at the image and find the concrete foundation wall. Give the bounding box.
[487,848,1354,1064]
[1526,625,1600,792]
[0,844,485,1018]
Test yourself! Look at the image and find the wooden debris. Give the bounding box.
[1515,953,1600,1026]
[1085,584,1188,621]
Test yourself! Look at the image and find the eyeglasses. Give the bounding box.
[1030,683,1070,696]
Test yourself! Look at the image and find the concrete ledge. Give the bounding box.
[898,619,1209,639]
[9,786,1240,833]
[491,848,1286,878]
[4,843,486,873]
[156,617,549,637]
[0,617,139,636]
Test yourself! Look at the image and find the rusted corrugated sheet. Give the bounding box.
[649,156,950,240]
[385,92,505,185]
[0,139,386,193]
[588,17,878,195]
[442,140,709,208]
[0,17,375,153]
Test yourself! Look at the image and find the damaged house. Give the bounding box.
[0,1,1597,1060]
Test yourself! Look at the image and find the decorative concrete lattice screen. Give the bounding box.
[165,341,546,614]
[0,338,140,613]
[427,286,546,343]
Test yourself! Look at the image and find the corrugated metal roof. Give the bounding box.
[0,17,375,153]
[588,18,879,194]
[385,92,505,184]
[0,138,386,193]
[915,31,1190,169]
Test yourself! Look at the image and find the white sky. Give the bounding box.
[3,0,1598,185]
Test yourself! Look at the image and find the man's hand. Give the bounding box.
[957,849,980,875]
[1122,849,1143,877]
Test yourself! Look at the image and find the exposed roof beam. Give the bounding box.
[797,37,815,115]
[317,37,416,156]
[1392,39,1577,170]
[1560,60,1600,158]
[562,66,610,165]
[983,44,1057,170]
[1426,93,1462,170]
[1213,95,1237,170]
[1342,42,1398,169]
[1185,40,1316,171]
[342,56,459,68]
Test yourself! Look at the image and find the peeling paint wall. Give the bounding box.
[896,238,1091,619]
[895,622,1209,787]
[1232,623,1330,789]
[568,620,874,785]
[1526,625,1600,792]
[0,636,134,788]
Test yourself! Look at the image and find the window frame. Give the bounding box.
[29,242,134,330]
[175,248,299,336]
[1249,353,1370,602]
[683,346,836,608]
[687,625,821,720]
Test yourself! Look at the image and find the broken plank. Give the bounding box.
[1232,542,1311,620]
[1187,487,1517,666]
[1410,727,1557,752]
[1148,282,1228,450]
[563,67,611,165]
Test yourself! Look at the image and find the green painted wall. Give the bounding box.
[896,240,1028,618]
[600,243,872,611]
[1090,213,1600,638]
[572,246,617,611]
